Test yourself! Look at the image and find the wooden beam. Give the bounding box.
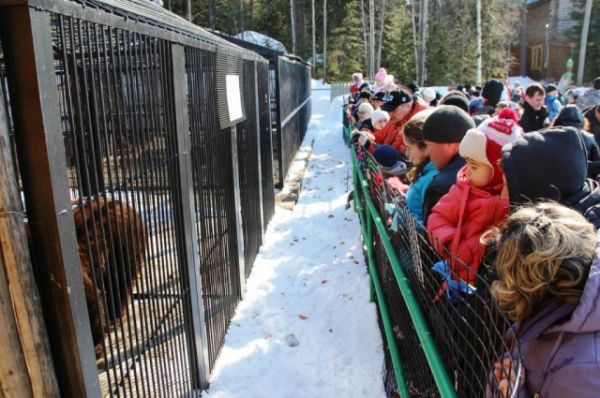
[0,57,60,397]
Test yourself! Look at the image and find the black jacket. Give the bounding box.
[519,101,548,133]
[422,153,465,225]
[580,130,600,178]
[584,105,600,145]
[502,127,600,229]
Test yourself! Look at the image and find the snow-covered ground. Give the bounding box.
[203,81,386,398]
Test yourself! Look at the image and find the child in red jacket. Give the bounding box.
[428,109,522,289]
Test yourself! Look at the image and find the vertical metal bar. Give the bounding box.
[253,61,265,236]
[171,43,210,390]
[274,59,283,188]
[230,126,246,297]
[0,7,101,397]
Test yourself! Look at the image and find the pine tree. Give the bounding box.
[327,0,365,81]
[380,0,416,84]
[570,0,600,84]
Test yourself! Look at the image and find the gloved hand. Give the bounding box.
[357,134,369,147]
[431,260,476,302]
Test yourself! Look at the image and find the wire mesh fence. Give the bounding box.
[351,141,523,398]
[0,0,283,395]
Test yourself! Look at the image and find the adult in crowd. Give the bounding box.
[553,105,600,179]
[490,202,600,397]
[577,77,600,109]
[372,91,386,110]
[403,109,438,223]
[472,79,504,117]
[501,127,600,229]
[566,87,579,105]
[439,91,470,114]
[363,89,428,153]
[583,103,600,142]
[519,83,548,132]
[422,105,476,223]
[544,84,562,122]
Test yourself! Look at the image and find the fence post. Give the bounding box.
[231,126,247,294]
[170,43,211,389]
[0,66,61,398]
[254,61,265,235]
[0,6,101,397]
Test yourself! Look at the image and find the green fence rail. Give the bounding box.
[344,104,522,397]
[350,142,456,398]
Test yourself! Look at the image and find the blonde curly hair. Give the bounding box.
[491,202,596,322]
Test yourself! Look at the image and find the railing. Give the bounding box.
[346,107,523,397]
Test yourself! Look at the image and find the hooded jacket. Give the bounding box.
[509,236,600,397]
[502,127,600,229]
[405,161,439,223]
[427,166,508,282]
[423,153,466,224]
[519,101,548,133]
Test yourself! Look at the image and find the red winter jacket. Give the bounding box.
[370,99,429,154]
[427,166,508,283]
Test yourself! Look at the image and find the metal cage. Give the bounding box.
[0,0,274,395]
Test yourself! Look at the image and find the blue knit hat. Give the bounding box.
[373,144,400,168]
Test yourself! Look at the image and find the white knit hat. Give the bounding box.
[370,110,390,124]
[358,102,374,117]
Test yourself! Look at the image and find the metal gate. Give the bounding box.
[0,0,271,395]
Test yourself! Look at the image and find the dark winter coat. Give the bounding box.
[510,238,600,397]
[584,105,600,145]
[502,127,600,229]
[519,101,548,133]
[423,153,466,225]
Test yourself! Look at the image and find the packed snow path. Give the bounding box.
[203,83,386,398]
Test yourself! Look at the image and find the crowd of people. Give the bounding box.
[346,68,600,397]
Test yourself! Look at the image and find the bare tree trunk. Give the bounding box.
[577,0,593,85]
[519,0,527,76]
[323,0,327,81]
[375,0,387,72]
[208,0,214,29]
[186,0,191,21]
[360,0,368,73]
[240,0,244,36]
[419,0,429,86]
[312,0,316,67]
[411,0,420,83]
[476,0,482,84]
[290,0,297,54]
[369,0,375,80]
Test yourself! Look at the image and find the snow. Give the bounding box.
[202,84,386,398]
[234,31,288,53]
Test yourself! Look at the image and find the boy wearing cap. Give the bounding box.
[362,89,428,154]
[427,109,522,284]
[421,106,476,223]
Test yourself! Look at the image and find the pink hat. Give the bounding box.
[375,68,388,82]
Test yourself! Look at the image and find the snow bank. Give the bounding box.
[234,31,287,53]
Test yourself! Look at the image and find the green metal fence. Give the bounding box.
[345,106,523,397]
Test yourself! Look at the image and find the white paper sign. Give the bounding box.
[225,74,243,122]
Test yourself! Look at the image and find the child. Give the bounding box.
[369,110,390,132]
[403,109,438,223]
[544,84,562,122]
[428,109,522,285]
[490,202,600,397]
